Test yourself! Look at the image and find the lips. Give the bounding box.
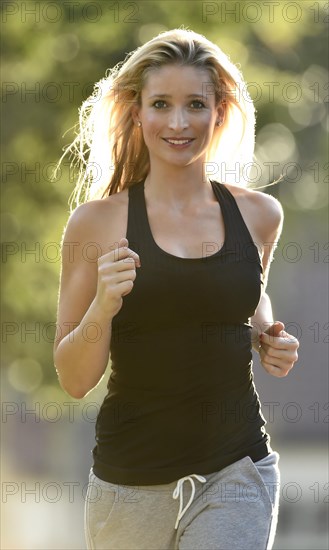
[162,138,195,145]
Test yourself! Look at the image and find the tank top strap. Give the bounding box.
[126,181,150,253]
[210,180,257,249]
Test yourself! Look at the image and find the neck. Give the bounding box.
[144,159,213,207]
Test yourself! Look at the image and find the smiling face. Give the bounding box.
[133,64,224,170]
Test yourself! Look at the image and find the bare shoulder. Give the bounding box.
[62,189,128,251]
[64,189,128,233]
[223,183,284,241]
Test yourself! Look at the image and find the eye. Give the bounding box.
[190,100,205,109]
[152,100,167,109]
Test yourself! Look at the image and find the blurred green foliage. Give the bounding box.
[1,0,328,405]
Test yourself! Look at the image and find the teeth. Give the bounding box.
[166,139,191,145]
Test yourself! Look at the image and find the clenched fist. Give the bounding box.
[94,237,141,320]
[259,321,299,377]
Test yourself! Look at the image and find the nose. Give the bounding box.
[168,108,188,131]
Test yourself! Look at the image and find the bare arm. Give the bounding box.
[251,292,274,350]
[249,192,299,376]
[249,191,283,344]
[53,202,140,399]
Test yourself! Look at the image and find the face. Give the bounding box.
[133,64,223,168]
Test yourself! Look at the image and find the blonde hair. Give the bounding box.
[55,28,256,209]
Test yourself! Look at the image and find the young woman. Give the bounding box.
[54,29,299,550]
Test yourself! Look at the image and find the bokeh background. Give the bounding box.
[1,1,328,548]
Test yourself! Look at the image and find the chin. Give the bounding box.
[165,151,200,165]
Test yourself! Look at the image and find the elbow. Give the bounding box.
[53,345,89,399]
[58,376,90,400]
[54,363,90,400]
[70,390,88,400]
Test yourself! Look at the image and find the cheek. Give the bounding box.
[198,116,215,141]
[141,116,165,150]
[142,112,162,133]
[142,122,160,149]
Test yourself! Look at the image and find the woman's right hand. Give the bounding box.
[93,237,141,320]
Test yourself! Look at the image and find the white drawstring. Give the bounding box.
[173,474,207,529]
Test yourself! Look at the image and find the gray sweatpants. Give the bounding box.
[84,451,280,550]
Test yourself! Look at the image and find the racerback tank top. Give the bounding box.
[92,179,271,485]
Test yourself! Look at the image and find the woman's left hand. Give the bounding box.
[258,321,299,377]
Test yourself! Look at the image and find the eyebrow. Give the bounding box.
[147,94,207,99]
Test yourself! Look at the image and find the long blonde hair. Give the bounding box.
[54,28,256,209]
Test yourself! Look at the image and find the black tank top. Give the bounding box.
[92,179,270,485]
